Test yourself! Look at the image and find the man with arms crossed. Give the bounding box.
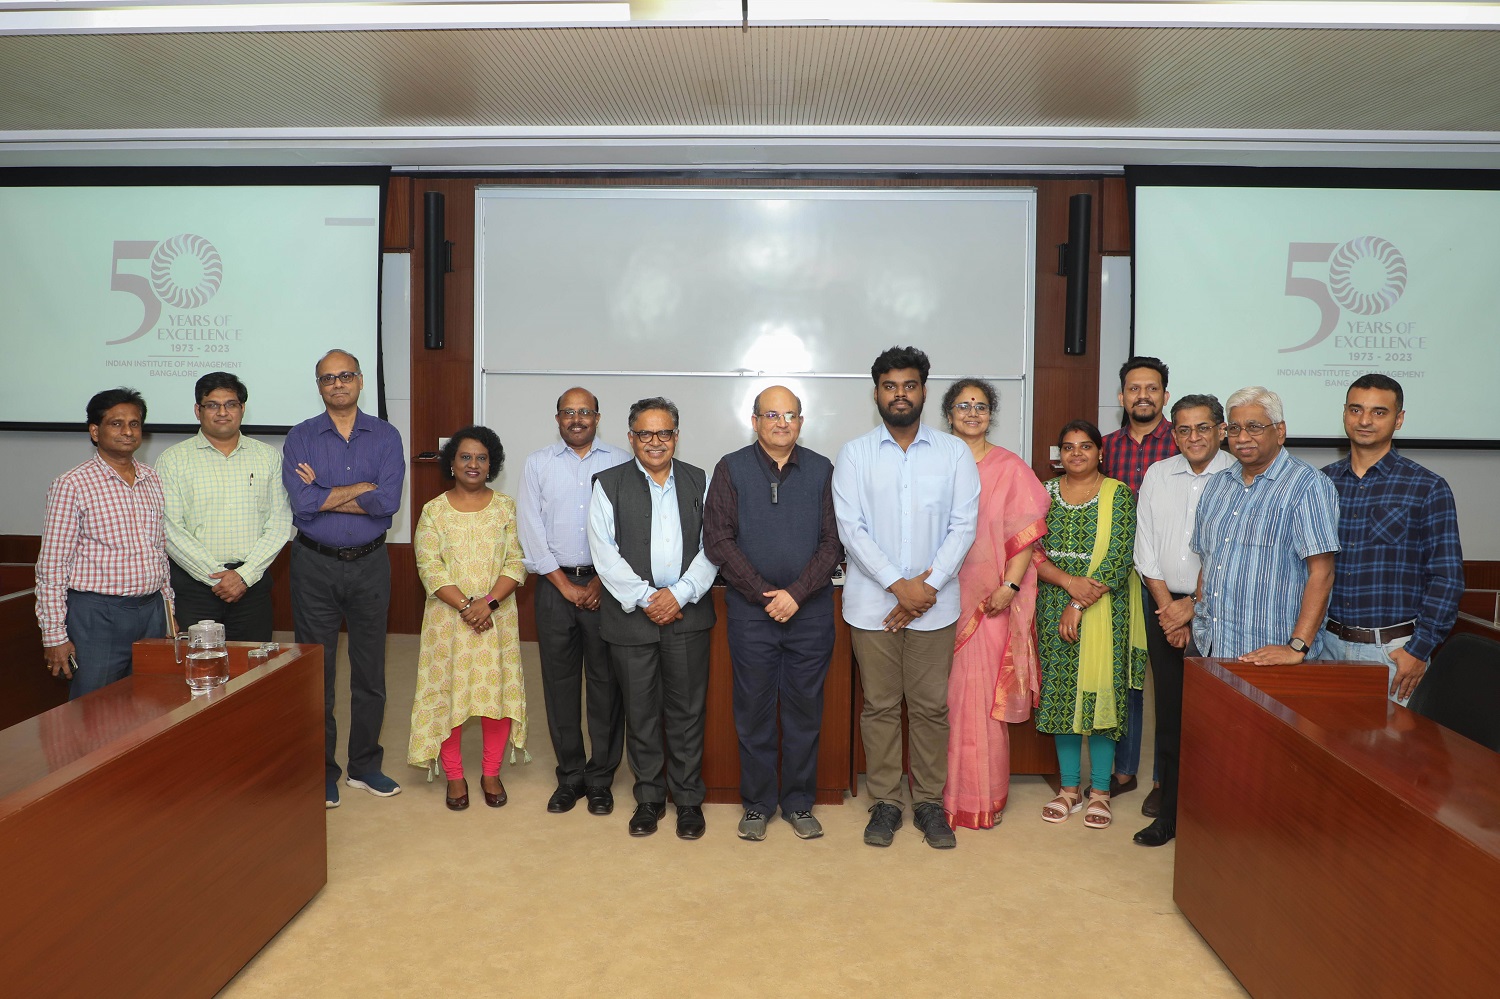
[1131,394,1234,848]
[1100,355,1178,814]
[833,346,979,850]
[1319,374,1462,704]
[517,387,630,816]
[283,350,406,808]
[588,398,718,840]
[36,388,172,698]
[156,371,291,642]
[1191,386,1339,666]
[704,385,843,842]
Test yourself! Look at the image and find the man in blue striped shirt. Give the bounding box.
[1318,374,1463,704]
[1191,387,1340,663]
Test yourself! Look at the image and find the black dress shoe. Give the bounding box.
[1108,773,1139,798]
[585,786,615,816]
[482,777,507,808]
[547,783,585,813]
[1133,818,1176,847]
[676,805,706,840]
[628,801,666,836]
[445,780,469,811]
[1141,785,1163,818]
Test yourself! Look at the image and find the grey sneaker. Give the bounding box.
[913,802,957,849]
[737,809,769,841]
[783,809,824,840]
[863,802,903,847]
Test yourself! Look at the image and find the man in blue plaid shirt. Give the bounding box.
[1318,374,1463,704]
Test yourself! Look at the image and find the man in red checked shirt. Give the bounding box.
[1100,355,1177,817]
[36,387,173,699]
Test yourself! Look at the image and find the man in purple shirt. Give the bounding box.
[283,349,406,809]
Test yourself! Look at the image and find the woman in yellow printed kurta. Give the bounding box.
[408,426,528,811]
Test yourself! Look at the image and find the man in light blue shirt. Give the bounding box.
[587,397,719,840]
[833,346,979,850]
[517,386,631,817]
[1191,386,1339,663]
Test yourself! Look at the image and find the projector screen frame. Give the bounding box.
[0,165,391,436]
[1125,164,1500,451]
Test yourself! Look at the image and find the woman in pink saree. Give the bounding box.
[942,378,1050,829]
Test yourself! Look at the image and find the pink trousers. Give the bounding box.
[438,716,512,780]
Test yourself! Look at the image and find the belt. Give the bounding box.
[558,565,596,578]
[297,533,385,562]
[1325,618,1416,645]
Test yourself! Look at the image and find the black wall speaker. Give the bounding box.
[1060,192,1093,356]
[423,191,454,350]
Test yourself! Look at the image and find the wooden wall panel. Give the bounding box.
[1100,176,1130,255]
[383,174,412,252]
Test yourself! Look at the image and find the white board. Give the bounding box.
[474,187,1036,495]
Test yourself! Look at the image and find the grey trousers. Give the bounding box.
[609,623,711,806]
[851,624,957,808]
[289,541,391,782]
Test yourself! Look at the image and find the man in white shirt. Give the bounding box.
[1131,393,1235,847]
[833,346,979,850]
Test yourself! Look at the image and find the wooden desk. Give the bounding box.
[0,562,60,729]
[0,640,326,998]
[1176,657,1500,998]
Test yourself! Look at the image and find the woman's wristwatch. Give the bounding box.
[486,596,500,612]
[1003,580,1021,593]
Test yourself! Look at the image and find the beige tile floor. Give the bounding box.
[222,634,1247,999]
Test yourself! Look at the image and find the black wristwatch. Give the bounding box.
[1288,637,1309,655]
[486,596,500,612]
[1003,581,1021,593]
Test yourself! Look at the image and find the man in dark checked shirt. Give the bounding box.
[1100,355,1178,815]
[1318,374,1464,704]
[703,384,843,842]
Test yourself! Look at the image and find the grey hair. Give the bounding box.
[628,396,679,429]
[1225,386,1284,425]
[1170,393,1225,426]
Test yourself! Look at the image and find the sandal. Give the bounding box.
[1042,788,1083,823]
[1084,790,1112,829]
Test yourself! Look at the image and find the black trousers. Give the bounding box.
[727,612,834,815]
[169,560,275,643]
[1143,587,1191,824]
[289,541,391,782]
[534,574,624,787]
[609,623,711,806]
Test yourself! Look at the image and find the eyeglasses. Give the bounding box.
[1225,421,1279,438]
[755,410,800,424]
[316,371,360,386]
[630,429,678,444]
[558,407,597,419]
[1172,422,1220,439]
[951,402,990,414]
[199,400,243,414]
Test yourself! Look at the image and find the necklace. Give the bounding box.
[1060,470,1103,505]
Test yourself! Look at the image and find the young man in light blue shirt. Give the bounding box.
[833,346,979,850]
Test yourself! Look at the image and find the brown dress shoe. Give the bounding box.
[446,779,469,811]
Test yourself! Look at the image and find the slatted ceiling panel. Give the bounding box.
[1,24,1499,135]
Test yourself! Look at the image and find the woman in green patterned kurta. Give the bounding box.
[408,426,528,811]
[1034,420,1146,829]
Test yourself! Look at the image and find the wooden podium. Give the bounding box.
[1176,657,1500,998]
[0,640,326,998]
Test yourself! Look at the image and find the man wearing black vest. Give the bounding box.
[587,397,719,839]
[704,385,843,842]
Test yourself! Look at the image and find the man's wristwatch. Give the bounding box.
[1288,637,1309,655]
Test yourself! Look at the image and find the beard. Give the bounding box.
[1129,404,1158,424]
[880,398,924,428]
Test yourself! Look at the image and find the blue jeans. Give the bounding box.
[1317,628,1414,705]
[65,589,166,699]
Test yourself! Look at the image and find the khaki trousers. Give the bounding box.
[851,624,956,808]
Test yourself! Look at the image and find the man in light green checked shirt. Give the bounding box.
[156,371,293,642]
